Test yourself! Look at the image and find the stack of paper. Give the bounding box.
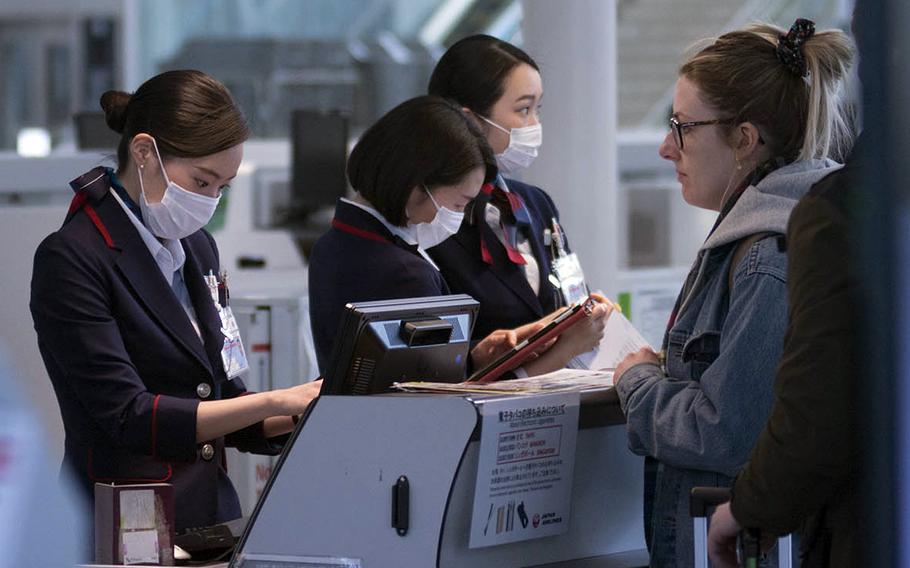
[393,368,613,395]
[393,304,650,395]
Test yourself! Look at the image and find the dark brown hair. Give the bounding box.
[347,95,497,226]
[428,35,540,117]
[680,23,855,162]
[100,69,250,170]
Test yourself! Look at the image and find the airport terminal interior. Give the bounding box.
[0,0,906,567]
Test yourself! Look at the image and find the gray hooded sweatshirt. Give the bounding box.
[615,158,843,568]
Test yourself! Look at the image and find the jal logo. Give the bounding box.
[532,513,540,528]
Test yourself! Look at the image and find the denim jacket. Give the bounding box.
[614,159,842,567]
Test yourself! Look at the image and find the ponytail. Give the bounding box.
[680,19,856,162]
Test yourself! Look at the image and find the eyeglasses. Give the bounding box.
[668,116,734,150]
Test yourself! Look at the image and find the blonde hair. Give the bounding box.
[680,22,856,162]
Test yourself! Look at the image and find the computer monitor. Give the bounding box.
[73,111,120,150]
[290,109,349,220]
[321,294,479,395]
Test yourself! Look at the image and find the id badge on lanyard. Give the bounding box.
[552,253,588,305]
[205,270,249,379]
[546,217,589,306]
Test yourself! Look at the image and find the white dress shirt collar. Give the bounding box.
[109,188,186,284]
[340,197,440,270]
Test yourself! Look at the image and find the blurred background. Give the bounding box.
[0,0,854,521]
[1,0,851,148]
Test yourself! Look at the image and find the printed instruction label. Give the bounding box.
[469,392,580,548]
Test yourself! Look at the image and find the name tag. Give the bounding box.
[218,305,249,379]
[206,270,249,379]
[551,253,588,306]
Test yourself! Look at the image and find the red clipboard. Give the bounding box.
[468,296,597,383]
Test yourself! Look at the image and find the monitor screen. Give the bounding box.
[321,294,478,395]
[290,109,349,219]
[73,111,120,150]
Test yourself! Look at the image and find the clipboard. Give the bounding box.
[468,296,597,383]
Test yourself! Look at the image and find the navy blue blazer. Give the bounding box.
[30,167,281,532]
[427,178,569,340]
[308,200,449,374]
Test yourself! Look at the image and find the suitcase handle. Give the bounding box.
[690,487,793,568]
[690,486,732,517]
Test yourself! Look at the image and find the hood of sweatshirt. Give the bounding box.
[701,158,843,251]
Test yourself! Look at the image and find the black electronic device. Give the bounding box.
[321,295,479,395]
[468,297,595,383]
[290,109,349,220]
[73,111,120,150]
[174,516,246,562]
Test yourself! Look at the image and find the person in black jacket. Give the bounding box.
[707,143,861,567]
[30,70,321,538]
[308,96,608,376]
[427,35,589,340]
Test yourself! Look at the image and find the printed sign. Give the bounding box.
[469,392,580,548]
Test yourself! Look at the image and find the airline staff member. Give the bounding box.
[308,95,608,376]
[427,35,586,340]
[30,70,321,537]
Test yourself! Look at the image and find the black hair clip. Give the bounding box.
[776,18,815,78]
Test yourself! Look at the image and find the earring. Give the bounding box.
[735,159,742,171]
[139,164,145,170]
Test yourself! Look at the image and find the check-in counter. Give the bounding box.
[232,389,647,567]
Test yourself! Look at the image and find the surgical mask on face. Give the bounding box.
[407,186,464,249]
[478,115,543,173]
[137,138,221,240]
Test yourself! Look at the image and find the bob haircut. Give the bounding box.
[346,95,497,226]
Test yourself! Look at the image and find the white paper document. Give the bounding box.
[119,489,156,530]
[121,529,160,565]
[570,310,652,371]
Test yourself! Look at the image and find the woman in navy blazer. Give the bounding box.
[428,35,587,340]
[30,71,321,537]
[309,96,607,376]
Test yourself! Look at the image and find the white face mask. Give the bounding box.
[407,186,464,249]
[137,138,221,240]
[479,115,543,173]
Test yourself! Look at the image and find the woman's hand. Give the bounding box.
[614,347,660,386]
[589,292,609,305]
[269,379,323,416]
[552,301,611,357]
[471,306,591,371]
[521,302,612,377]
[706,503,741,568]
[196,379,323,442]
[471,329,519,370]
[511,313,563,359]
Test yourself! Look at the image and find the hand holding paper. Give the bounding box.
[569,297,652,372]
[614,347,660,384]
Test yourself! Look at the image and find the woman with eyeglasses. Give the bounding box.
[612,20,855,566]
[426,35,591,341]
[308,95,609,379]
